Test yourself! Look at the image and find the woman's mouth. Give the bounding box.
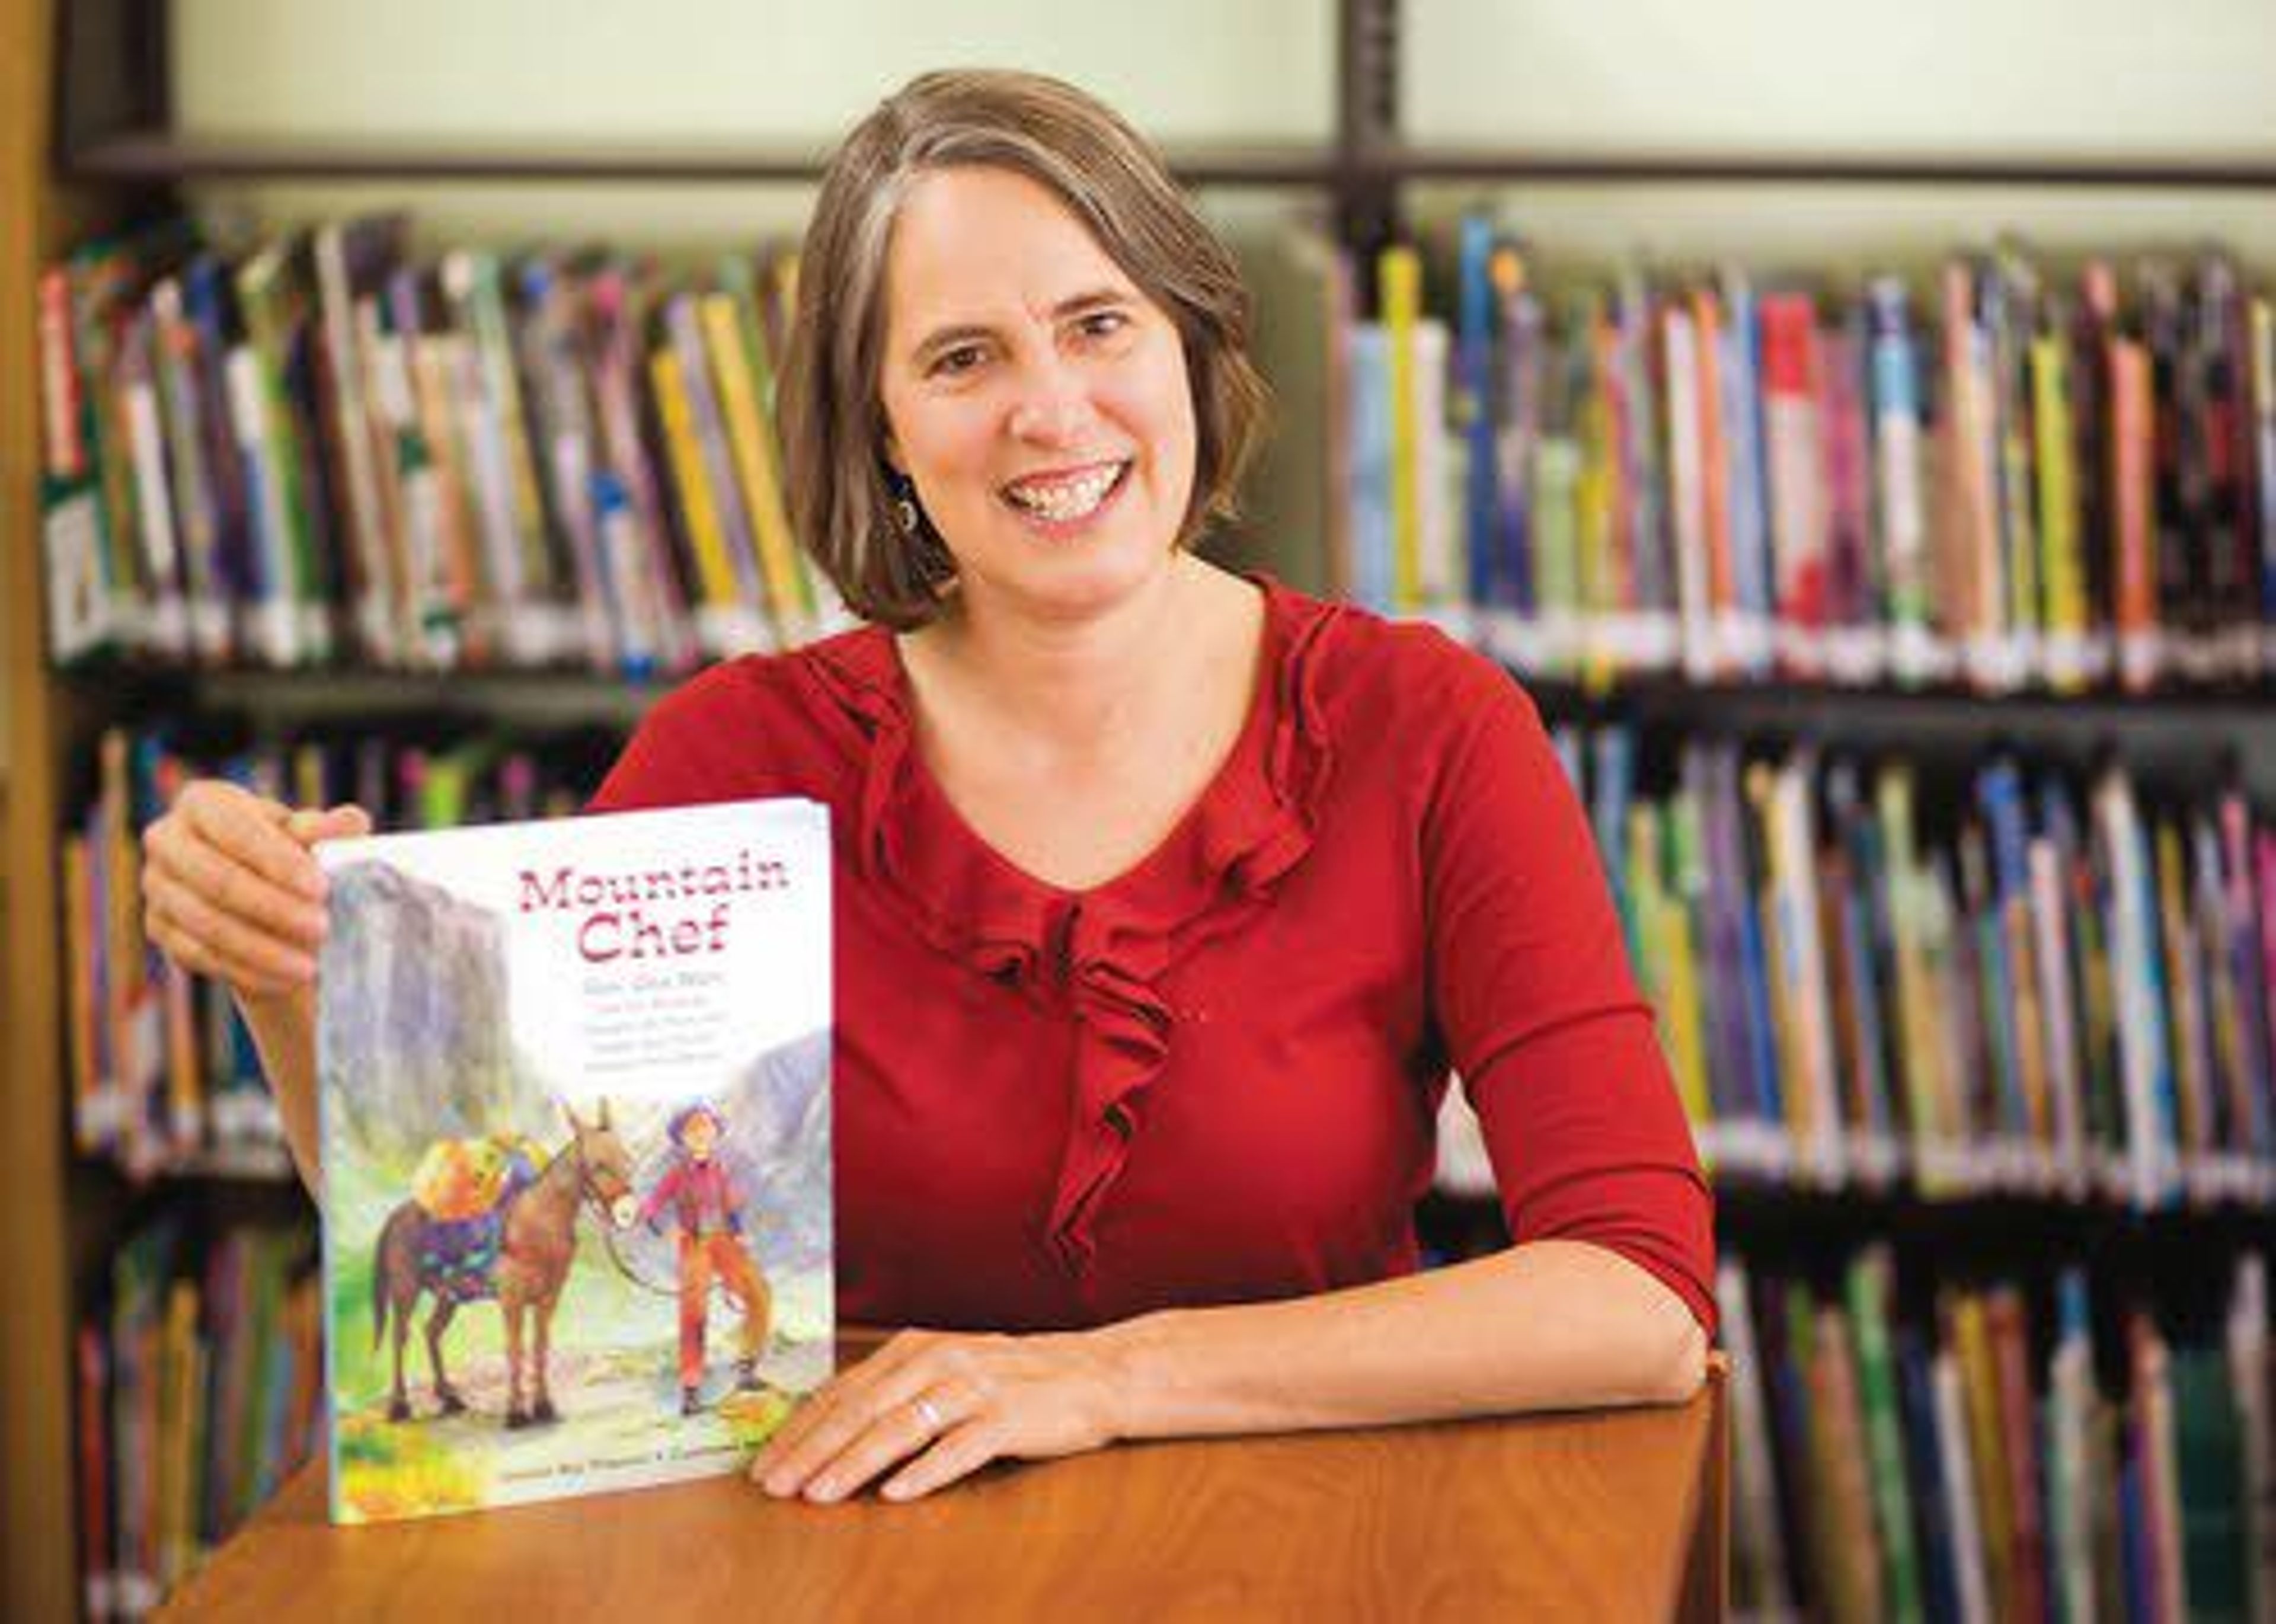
[999,461,1131,528]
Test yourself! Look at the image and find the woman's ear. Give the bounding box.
[880,433,907,476]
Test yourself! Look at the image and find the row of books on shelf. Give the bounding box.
[67,719,619,1178]
[77,1217,322,1621]
[83,694,2276,1207]
[36,216,849,677]
[1718,1248,2275,1624]
[1321,223,2276,695]
[1441,725,2276,1209]
[39,208,2276,704]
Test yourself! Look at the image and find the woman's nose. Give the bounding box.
[1006,354,1094,445]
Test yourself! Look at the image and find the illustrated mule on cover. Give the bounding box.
[372,1101,637,1428]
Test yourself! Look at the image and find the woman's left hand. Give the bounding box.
[749,1329,1127,1503]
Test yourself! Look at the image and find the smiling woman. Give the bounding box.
[139,66,1714,1513]
[874,165,1201,624]
[779,68,1267,631]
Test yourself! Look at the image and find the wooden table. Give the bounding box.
[160,1356,1727,1622]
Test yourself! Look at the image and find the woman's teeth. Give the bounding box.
[1005,463,1123,522]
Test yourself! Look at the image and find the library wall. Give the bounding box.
[170,0,2276,266]
[1405,0,2276,268]
[171,0,1331,246]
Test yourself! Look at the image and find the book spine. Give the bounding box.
[1379,245,1424,613]
[1759,292,1829,679]
[2033,330,2089,691]
[699,290,803,645]
[1455,213,1500,616]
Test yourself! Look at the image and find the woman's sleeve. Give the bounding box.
[1422,662,1716,1332]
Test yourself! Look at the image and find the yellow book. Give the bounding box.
[648,347,740,612]
[1625,805,1666,1008]
[1875,769,1939,1152]
[699,292,807,631]
[2031,334,2086,688]
[99,728,162,1164]
[1377,245,1422,613]
[1633,797,1709,1137]
[1577,298,1619,692]
[159,1277,204,1587]
[292,741,326,810]
[2155,821,2209,1157]
[1659,884,1712,1139]
[63,835,100,1152]
[1951,1293,2016,1615]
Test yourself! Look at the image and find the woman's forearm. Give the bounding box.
[1093,1240,1707,1443]
[235,984,321,1196]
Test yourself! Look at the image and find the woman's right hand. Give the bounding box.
[141,780,372,1004]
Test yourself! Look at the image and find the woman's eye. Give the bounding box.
[1077,310,1128,340]
[931,345,985,378]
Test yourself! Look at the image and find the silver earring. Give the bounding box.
[894,496,920,535]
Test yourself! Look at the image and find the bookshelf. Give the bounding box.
[5,2,136,1619]
[17,0,2276,1617]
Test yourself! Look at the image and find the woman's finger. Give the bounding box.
[149,910,305,999]
[286,804,373,848]
[755,1347,952,1497]
[174,787,328,900]
[147,882,320,988]
[881,1420,1002,1502]
[752,1332,934,1478]
[795,1392,955,1504]
[753,1379,905,1496]
[146,823,329,950]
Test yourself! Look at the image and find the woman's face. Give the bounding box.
[877,165,1199,625]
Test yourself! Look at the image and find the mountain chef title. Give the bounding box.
[517,848,793,963]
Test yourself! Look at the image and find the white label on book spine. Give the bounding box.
[40,487,113,664]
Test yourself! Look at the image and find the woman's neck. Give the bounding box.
[903,554,1242,763]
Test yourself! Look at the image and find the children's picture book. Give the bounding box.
[316,798,832,1523]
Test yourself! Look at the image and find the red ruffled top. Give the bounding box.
[593,578,1714,1333]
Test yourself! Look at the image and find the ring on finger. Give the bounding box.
[912,1395,945,1434]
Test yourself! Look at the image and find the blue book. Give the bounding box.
[1492,244,1541,616]
[1730,753,1787,1133]
[1895,1327,1961,1624]
[1455,214,1500,613]
[1718,271,1775,640]
[2121,1424,2154,1623]
[1590,724,1636,959]
[1829,759,1897,1149]
[592,470,657,682]
[1345,324,1395,615]
[1975,760,2041,1143]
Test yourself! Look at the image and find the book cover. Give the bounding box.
[317,799,832,1522]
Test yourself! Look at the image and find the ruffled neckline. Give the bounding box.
[798,574,1341,1283]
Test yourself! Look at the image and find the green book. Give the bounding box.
[1847,1249,1925,1623]
[2173,1345,2249,1619]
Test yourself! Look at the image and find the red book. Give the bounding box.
[1759,292,1829,671]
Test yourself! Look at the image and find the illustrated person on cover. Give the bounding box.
[640,1101,772,1414]
[142,66,1715,1512]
